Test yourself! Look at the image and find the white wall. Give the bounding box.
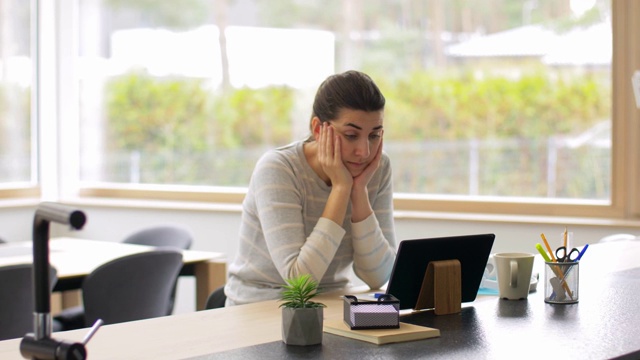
[2,203,638,313]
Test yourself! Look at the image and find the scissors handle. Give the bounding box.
[556,246,580,262]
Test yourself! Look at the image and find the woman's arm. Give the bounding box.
[252,151,346,283]
[351,154,396,289]
[317,122,353,225]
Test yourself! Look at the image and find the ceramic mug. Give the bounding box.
[494,252,535,300]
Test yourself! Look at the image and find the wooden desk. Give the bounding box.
[0,237,226,311]
[0,240,639,359]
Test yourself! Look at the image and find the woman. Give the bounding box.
[224,70,396,306]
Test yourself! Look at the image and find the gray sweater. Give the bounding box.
[224,140,396,305]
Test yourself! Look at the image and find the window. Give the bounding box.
[0,1,37,198]
[59,1,639,220]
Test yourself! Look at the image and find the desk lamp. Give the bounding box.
[20,202,102,360]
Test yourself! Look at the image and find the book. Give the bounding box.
[323,319,440,345]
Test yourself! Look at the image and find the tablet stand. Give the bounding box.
[414,259,462,315]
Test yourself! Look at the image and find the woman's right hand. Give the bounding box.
[317,122,353,189]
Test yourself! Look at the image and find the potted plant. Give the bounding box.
[279,274,326,346]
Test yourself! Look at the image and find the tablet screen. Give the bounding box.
[386,233,495,310]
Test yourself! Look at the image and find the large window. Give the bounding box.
[0,1,35,197]
[55,1,640,220]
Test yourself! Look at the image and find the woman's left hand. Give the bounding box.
[349,137,382,222]
[352,137,383,195]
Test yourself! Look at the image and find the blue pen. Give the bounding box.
[575,243,589,261]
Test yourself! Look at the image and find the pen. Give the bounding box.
[535,243,551,262]
[540,233,557,262]
[563,227,568,248]
[575,243,589,261]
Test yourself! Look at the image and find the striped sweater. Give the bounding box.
[224,140,396,306]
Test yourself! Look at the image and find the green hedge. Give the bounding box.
[380,70,610,141]
[102,70,611,196]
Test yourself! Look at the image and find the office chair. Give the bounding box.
[204,286,227,309]
[122,225,193,250]
[121,225,193,315]
[0,264,58,340]
[54,250,183,330]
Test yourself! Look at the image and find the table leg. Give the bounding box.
[61,290,82,309]
[51,292,62,315]
[194,259,227,310]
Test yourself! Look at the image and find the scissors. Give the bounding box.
[555,246,580,262]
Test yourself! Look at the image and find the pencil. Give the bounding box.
[540,233,557,262]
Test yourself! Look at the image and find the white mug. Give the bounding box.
[494,253,535,300]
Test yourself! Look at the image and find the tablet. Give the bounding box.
[386,233,495,310]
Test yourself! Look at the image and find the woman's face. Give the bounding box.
[326,108,384,178]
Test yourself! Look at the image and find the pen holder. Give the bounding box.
[343,295,400,330]
[544,261,579,304]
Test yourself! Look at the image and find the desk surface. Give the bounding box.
[1,240,639,359]
[0,237,223,278]
[199,267,640,360]
[0,237,227,311]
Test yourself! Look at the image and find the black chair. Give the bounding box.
[205,286,227,309]
[0,264,58,340]
[122,225,193,250]
[121,225,193,315]
[54,250,183,330]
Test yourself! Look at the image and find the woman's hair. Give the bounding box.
[311,70,385,124]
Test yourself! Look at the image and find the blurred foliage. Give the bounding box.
[107,68,609,152]
[106,72,294,152]
[103,68,610,196]
[105,72,210,183]
[104,71,295,184]
[211,86,295,149]
[106,72,210,153]
[381,69,610,141]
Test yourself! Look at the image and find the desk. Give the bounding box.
[0,240,639,359]
[0,237,226,311]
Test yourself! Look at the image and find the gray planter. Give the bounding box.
[281,307,323,346]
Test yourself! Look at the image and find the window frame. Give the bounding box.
[0,0,39,199]
[48,1,639,223]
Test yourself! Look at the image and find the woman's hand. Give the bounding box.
[350,136,383,222]
[317,122,353,189]
[352,136,383,194]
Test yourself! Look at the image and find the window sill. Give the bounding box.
[55,195,640,230]
[0,197,41,209]
[70,184,640,227]
[394,210,640,229]
[62,196,243,213]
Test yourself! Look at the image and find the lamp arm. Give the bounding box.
[20,202,97,360]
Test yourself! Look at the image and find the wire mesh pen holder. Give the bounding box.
[544,261,579,304]
[343,294,400,330]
